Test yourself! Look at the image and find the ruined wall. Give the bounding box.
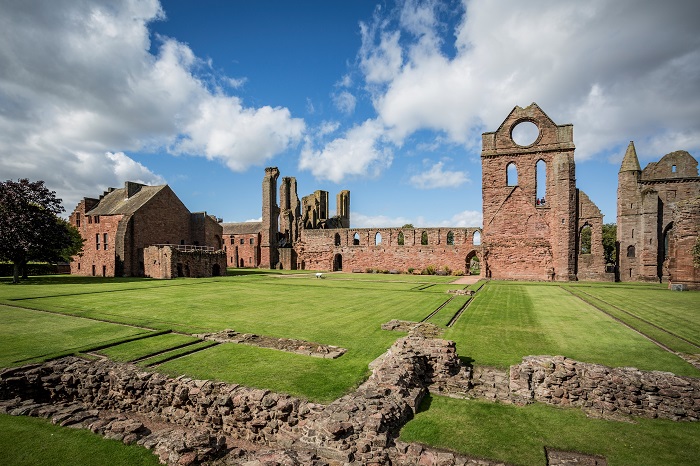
[576,190,611,281]
[69,203,122,277]
[260,167,279,268]
[618,145,700,285]
[481,103,578,281]
[143,246,227,279]
[667,197,700,289]
[190,213,223,250]
[297,227,482,274]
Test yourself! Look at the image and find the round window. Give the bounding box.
[511,121,539,146]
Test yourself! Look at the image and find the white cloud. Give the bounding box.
[352,213,414,228]
[299,119,392,183]
[357,0,700,160]
[0,0,304,210]
[410,160,469,189]
[333,90,357,115]
[245,217,263,223]
[437,210,483,228]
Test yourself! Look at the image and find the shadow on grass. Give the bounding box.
[0,275,148,286]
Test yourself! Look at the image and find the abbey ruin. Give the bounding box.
[68,103,700,288]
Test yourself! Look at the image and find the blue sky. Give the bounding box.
[1,0,699,227]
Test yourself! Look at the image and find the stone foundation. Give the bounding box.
[2,338,698,465]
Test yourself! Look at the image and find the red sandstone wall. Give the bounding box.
[224,233,260,268]
[297,228,482,274]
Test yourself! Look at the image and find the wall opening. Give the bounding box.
[506,162,518,186]
[447,231,454,245]
[472,230,481,246]
[398,231,405,246]
[421,231,428,245]
[511,120,539,146]
[333,254,342,272]
[536,160,547,205]
[177,263,183,277]
[334,233,341,246]
[375,232,382,245]
[579,224,592,254]
[627,245,635,258]
[239,258,244,267]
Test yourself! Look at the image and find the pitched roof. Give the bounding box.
[221,222,263,235]
[86,183,167,216]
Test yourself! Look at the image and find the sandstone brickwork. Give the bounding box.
[221,222,261,268]
[617,143,700,287]
[143,245,226,279]
[69,182,223,277]
[481,103,601,281]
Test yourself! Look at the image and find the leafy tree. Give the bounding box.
[693,236,700,269]
[0,179,83,283]
[401,224,414,229]
[579,225,592,254]
[602,223,617,264]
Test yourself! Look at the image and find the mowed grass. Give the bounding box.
[445,282,699,376]
[0,304,151,367]
[400,395,700,466]
[0,414,160,466]
[97,332,200,362]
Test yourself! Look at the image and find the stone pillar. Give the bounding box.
[260,167,280,268]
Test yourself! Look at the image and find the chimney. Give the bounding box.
[125,181,145,198]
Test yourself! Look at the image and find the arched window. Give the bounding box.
[506,162,518,186]
[536,160,546,205]
[627,245,635,258]
[579,224,592,254]
[397,231,405,246]
[663,223,673,260]
[447,231,454,245]
[375,232,382,245]
[421,231,428,245]
[334,233,341,246]
[353,232,360,246]
[472,231,481,246]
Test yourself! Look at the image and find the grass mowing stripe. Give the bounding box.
[97,332,199,362]
[426,296,470,327]
[139,341,219,367]
[444,296,472,328]
[563,286,699,355]
[422,296,453,322]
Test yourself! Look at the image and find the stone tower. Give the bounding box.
[481,103,577,281]
[260,167,280,268]
[616,141,643,281]
[279,176,300,244]
[336,190,350,228]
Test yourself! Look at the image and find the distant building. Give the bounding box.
[69,181,224,278]
[221,222,262,268]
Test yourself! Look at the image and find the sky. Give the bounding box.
[1,0,699,228]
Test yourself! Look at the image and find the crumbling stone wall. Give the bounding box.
[617,145,700,285]
[296,227,482,274]
[667,197,700,289]
[143,246,227,279]
[576,191,611,281]
[509,355,700,421]
[481,104,579,281]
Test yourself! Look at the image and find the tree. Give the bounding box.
[602,223,617,265]
[0,179,83,283]
[401,224,414,229]
[579,225,591,254]
[693,236,700,269]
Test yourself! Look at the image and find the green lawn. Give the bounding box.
[400,395,700,466]
[0,304,151,367]
[0,414,160,466]
[444,282,699,376]
[1,274,699,465]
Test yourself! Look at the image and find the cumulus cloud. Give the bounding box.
[437,210,483,228]
[359,0,700,160]
[352,208,481,228]
[333,90,357,115]
[0,0,304,210]
[299,119,392,183]
[410,160,469,189]
[352,213,414,228]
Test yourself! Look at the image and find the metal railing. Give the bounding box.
[152,244,216,252]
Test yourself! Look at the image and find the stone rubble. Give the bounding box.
[193,329,347,359]
[2,336,698,465]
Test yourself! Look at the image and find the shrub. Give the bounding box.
[407,267,414,274]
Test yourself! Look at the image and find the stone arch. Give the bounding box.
[375,232,382,245]
[353,232,360,246]
[397,231,405,246]
[333,254,342,272]
[447,231,454,245]
[334,233,341,247]
[506,162,518,186]
[466,250,479,275]
[579,223,592,254]
[536,159,547,205]
[421,231,428,245]
[214,234,222,250]
[472,230,481,246]
[240,258,245,267]
[627,245,635,258]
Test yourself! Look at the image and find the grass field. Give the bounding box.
[0,271,698,465]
